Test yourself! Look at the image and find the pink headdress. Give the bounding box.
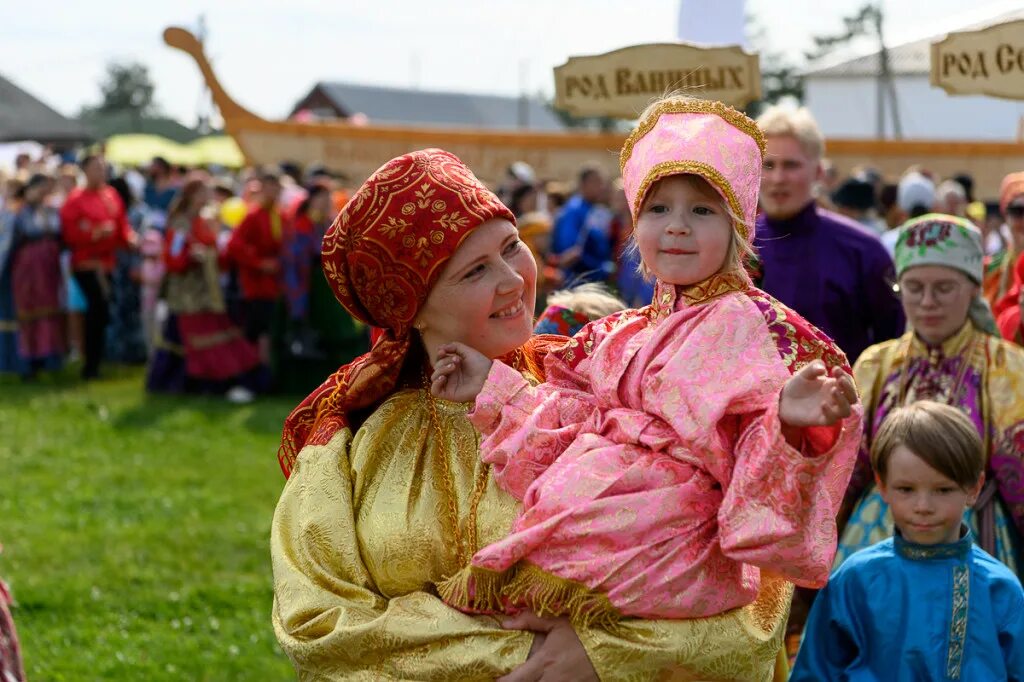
[620,99,765,242]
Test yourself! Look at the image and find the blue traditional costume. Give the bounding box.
[792,526,1024,681]
[0,208,26,376]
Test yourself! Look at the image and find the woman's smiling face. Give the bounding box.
[414,218,537,363]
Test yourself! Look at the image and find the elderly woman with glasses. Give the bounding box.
[836,213,1024,576]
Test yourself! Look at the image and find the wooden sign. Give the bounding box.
[554,43,761,119]
[931,19,1024,100]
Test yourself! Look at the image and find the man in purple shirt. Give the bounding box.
[754,106,904,363]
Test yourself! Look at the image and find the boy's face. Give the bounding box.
[878,444,983,546]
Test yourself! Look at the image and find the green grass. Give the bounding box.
[0,367,297,680]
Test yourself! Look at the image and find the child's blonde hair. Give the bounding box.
[545,283,626,321]
[871,401,984,489]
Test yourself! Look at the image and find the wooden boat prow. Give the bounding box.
[163,26,625,184]
[164,27,263,125]
[164,27,1024,191]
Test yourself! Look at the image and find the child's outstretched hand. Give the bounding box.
[430,342,493,402]
[779,361,858,428]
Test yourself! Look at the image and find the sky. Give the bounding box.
[2,0,1021,128]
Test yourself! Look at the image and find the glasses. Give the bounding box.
[1007,205,1024,218]
[896,280,963,303]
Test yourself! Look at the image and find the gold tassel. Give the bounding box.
[437,562,622,631]
[436,565,507,614]
[503,563,621,630]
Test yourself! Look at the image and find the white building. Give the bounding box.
[803,9,1024,141]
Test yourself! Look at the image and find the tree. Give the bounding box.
[745,16,805,118]
[81,61,158,118]
[804,2,901,138]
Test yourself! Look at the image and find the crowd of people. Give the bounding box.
[4,97,1024,680]
[3,118,1022,399]
[0,154,366,400]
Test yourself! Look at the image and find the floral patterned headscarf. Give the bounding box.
[278,149,515,477]
[895,213,999,336]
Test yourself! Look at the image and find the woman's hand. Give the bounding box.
[498,612,598,682]
[779,361,858,430]
[429,342,492,402]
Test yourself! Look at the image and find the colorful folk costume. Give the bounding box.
[0,207,25,376]
[146,216,262,393]
[59,183,134,379]
[271,149,797,681]
[754,180,904,364]
[983,172,1024,312]
[0,573,25,682]
[273,208,367,395]
[791,526,1024,681]
[838,215,1024,575]
[995,251,1024,344]
[437,101,863,626]
[226,199,285,344]
[104,201,147,364]
[532,304,592,337]
[10,200,65,371]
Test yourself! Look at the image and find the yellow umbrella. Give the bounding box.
[187,135,244,167]
[104,134,245,168]
[104,134,195,166]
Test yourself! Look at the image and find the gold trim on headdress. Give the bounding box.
[619,99,766,174]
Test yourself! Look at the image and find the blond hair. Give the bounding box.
[545,283,626,321]
[756,105,825,160]
[871,401,983,489]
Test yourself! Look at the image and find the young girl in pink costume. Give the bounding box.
[432,97,863,625]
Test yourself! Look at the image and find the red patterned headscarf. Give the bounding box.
[278,149,515,477]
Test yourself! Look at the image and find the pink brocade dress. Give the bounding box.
[439,272,863,623]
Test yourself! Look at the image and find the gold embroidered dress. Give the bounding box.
[271,385,794,681]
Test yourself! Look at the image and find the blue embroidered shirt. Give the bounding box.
[791,527,1024,681]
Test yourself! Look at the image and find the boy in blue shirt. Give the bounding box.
[792,400,1024,681]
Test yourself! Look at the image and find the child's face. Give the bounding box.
[635,175,733,286]
[878,444,982,546]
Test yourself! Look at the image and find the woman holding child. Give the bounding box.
[271,98,860,681]
[838,214,1024,574]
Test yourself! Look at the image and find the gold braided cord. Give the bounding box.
[619,98,766,173]
[422,371,491,567]
[464,464,490,564]
[633,160,751,241]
